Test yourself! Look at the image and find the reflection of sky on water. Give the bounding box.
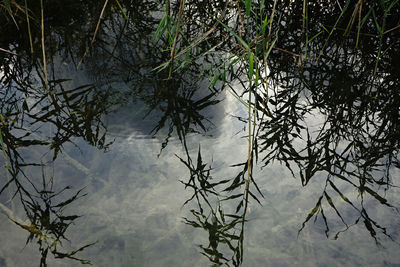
[1,68,400,267]
[62,90,248,266]
[1,84,400,266]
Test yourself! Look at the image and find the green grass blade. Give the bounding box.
[261,14,269,35]
[245,0,252,18]
[360,7,373,28]
[265,36,277,59]
[318,0,351,60]
[114,0,128,19]
[24,0,33,54]
[249,52,254,81]
[319,23,329,33]
[386,0,399,12]
[215,17,249,51]
[371,8,382,34]
[308,31,322,43]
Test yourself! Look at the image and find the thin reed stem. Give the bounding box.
[40,0,49,95]
[24,0,33,54]
[168,0,185,79]
[356,0,362,48]
[78,0,109,68]
[166,0,170,42]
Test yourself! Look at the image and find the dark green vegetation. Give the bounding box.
[0,0,400,266]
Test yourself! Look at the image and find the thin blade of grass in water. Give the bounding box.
[356,0,362,48]
[317,0,351,60]
[92,0,110,44]
[372,7,383,76]
[265,0,278,55]
[248,51,254,176]
[167,0,170,43]
[248,51,254,82]
[303,0,309,58]
[344,0,362,36]
[168,0,185,79]
[302,0,306,33]
[260,14,269,35]
[24,0,33,54]
[215,18,249,51]
[245,0,251,17]
[0,116,9,174]
[154,1,229,72]
[373,0,399,75]
[78,0,109,68]
[114,0,128,19]
[2,0,19,29]
[0,47,17,55]
[0,114,12,202]
[40,0,49,95]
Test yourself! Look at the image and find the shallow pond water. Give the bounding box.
[1,83,400,266]
[1,1,400,266]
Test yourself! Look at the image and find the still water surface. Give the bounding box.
[1,63,399,266]
[1,1,400,266]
